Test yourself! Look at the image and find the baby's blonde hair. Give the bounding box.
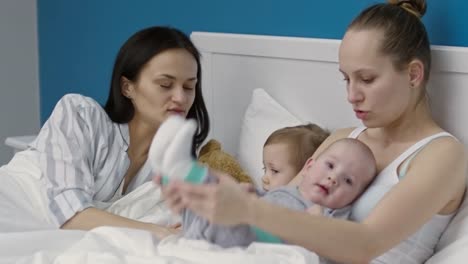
[264,123,330,174]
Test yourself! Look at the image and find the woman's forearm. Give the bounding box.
[61,207,173,239]
[247,197,380,264]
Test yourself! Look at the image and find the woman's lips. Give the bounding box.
[167,109,185,115]
[354,110,368,120]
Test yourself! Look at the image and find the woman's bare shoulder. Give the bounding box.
[323,127,358,144]
[422,134,465,162]
[332,127,357,138]
[403,134,466,210]
[398,132,465,187]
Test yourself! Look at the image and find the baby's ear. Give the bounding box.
[304,157,315,168]
[297,157,314,177]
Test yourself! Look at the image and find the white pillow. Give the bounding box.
[435,178,468,251]
[237,88,302,188]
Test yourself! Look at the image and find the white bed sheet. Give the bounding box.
[0,148,465,263]
[0,227,319,264]
[0,153,318,264]
[2,225,467,264]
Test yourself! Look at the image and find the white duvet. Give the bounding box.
[2,225,468,264]
[0,153,319,264]
[0,180,319,264]
[1,182,467,264]
[94,181,182,227]
[0,227,318,264]
[0,152,467,264]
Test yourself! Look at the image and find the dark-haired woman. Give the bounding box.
[0,26,209,239]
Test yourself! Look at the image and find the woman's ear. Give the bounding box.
[408,59,424,88]
[121,76,133,99]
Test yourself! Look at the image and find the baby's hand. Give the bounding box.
[306,205,323,216]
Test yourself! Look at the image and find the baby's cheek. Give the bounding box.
[337,189,356,205]
[269,182,280,189]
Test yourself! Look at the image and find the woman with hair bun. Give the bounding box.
[160,1,466,263]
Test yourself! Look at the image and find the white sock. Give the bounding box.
[148,115,185,176]
[149,116,208,184]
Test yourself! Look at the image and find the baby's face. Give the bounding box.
[299,142,374,209]
[261,143,297,191]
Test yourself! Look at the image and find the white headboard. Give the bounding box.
[191,32,468,156]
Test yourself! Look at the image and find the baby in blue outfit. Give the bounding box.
[150,116,376,248]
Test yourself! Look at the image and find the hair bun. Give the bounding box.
[389,0,427,18]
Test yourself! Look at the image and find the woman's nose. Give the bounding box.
[347,82,364,104]
[171,86,187,103]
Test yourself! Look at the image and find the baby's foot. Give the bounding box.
[148,116,185,176]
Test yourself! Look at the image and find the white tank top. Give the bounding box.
[348,127,454,264]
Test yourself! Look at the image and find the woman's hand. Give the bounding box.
[154,175,187,214]
[147,223,181,240]
[184,172,255,225]
[168,222,182,230]
[238,182,257,194]
[62,207,183,240]
[155,171,256,226]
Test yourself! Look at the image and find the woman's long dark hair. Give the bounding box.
[104,26,209,156]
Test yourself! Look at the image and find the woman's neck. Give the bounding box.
[127,116,159,160]
[371,98,440,145]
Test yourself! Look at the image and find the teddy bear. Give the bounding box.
[198,139,253,184]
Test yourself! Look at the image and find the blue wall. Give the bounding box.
[37,0,468,122]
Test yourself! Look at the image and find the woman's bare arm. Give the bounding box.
[248,199,373,263]
[361,137,466,254]
[61,207,177,239]
[247,136,466,263]
[177,132,466,263]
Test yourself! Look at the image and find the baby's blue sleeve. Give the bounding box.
[251,187,309,244]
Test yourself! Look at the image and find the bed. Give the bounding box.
[1,32,467,263]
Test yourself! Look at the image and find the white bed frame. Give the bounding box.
[1,32,467,264]
[6,32,467,159]
[191,31,468,157]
